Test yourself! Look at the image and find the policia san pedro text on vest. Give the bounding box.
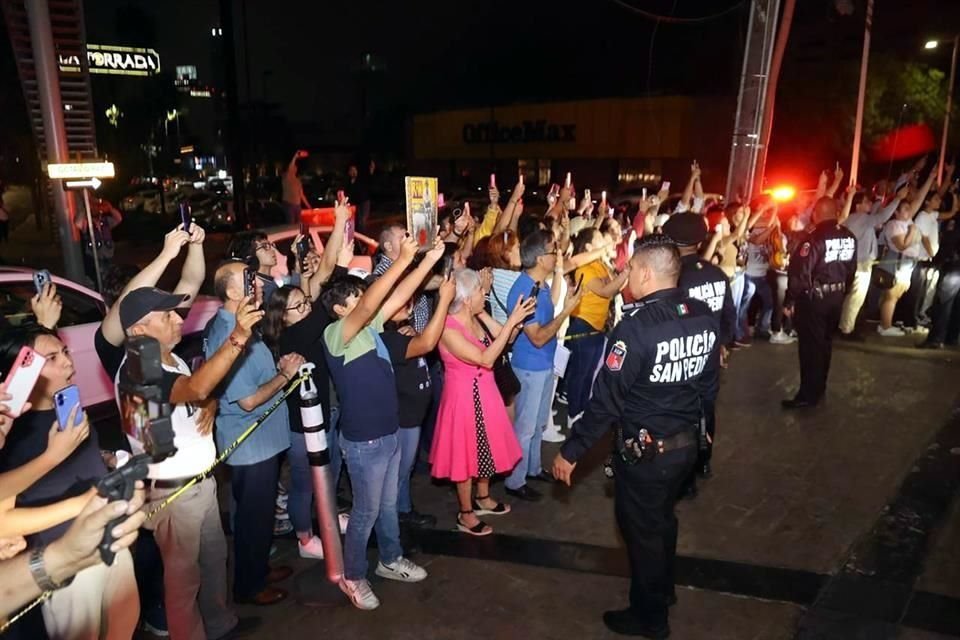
[782,197,857,410]
[552,235,720,639]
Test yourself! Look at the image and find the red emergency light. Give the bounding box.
[768,185,797,202]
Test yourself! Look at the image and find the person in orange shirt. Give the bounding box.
[565,228,630,426]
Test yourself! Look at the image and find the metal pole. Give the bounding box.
[938,35,958,186]
[81,189,103,292]
[849,0,874,188]
[25,0,84,280]
[218,0,247,227]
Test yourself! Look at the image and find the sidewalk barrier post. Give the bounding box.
[298,363,345,587]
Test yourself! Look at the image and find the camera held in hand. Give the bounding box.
[96,336,177,564]
[118,336,176,462]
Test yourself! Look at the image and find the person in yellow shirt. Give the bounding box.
[565,229,630,426]
[473,179,525,244]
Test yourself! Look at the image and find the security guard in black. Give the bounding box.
[662,212,733,482]
[663,212,735,345]
[554,235,720,636]
[783,197,857,409]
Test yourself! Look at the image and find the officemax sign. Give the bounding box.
[462,120,576,145]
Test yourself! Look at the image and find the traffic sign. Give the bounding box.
[47,162,115,180]
[65,177,102,190]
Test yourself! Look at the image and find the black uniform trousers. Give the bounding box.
[794,293,844,403]
[613,444,697,625]
[928,261,960,345]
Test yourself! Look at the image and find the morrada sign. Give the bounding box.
[58,44,160,77]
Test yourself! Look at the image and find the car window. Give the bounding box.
[0,281,103,329]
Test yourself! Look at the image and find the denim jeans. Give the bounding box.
[340,431,403,580]
[506,367,553,490]
[566,317,606,418]
[729,272,745,341]
[288,406,341,534]
[740,273,773,337]
[397,426,421,514]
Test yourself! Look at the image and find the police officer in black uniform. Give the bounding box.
[662,212,733,484]
[553,235,720,639]
[782,197,857,409]
[920,213,960,349]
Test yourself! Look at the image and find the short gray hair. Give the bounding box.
[450,268,480,314]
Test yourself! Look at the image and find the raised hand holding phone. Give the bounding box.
[48,404,90,462]
[4,347,45,418]
[53,385,84,430]
[508,295,537,328]
[235,296,264,338]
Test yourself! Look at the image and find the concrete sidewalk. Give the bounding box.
[164,337,960,639]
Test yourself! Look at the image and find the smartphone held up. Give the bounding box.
[4,346,46,418]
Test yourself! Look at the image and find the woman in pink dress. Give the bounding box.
[430,268,534,536]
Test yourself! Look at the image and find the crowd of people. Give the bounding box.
[0,152,958,639]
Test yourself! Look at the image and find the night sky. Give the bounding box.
[3,0,960,184]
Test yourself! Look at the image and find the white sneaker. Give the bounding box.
[541,425,566,443]
[877,326,906,337]
[338,512,350,534]
[298,535,324,560]
[769,331,797,345]
[339,578,380,610]
[375,557,428,583]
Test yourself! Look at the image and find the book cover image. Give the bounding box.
[404,176,439,249]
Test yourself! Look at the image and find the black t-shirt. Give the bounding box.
[280,304,334,432]
[95,325,125,381]
[0,409,108,545]
[381,329,433,428]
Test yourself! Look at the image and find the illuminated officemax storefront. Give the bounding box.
[410,95,733,192]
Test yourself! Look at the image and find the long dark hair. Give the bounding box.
[226,230,267,271]
[261,286,301,358]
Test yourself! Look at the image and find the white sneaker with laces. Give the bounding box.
[375,557,428,583]
[877,326,906,337]
[541,425,565,443]
[298,535,324,560]
[339,578,380,610]
[769,331,797,345]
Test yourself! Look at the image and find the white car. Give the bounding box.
[265,224,377,280]
[0,269,219,420]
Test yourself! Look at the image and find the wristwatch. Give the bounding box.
[28,545,73,591]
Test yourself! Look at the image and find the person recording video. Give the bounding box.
[204,260,305,607]
[0,326,138,640]
[0,484,146,622]
[116,287,264,639]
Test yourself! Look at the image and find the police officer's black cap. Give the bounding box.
[662,212,708,246]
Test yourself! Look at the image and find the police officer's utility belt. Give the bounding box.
[615,426,697,464]
[811,282,846,298]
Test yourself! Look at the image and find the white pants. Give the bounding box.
[839,261,873,335]
[42,548,139,640]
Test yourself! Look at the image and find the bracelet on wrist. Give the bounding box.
[279,370,291,383]
[29,546,73,592]
[228,335,247,351]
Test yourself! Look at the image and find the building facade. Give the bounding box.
[409,95,734,194]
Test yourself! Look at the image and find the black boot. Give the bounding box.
[602,609,670,638]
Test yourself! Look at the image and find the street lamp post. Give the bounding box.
[938,36,959,186]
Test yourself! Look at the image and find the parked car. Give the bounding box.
[183,191,234,231]
[0,269,219,422]
[264,224,377,279]
[119,186,157,212]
